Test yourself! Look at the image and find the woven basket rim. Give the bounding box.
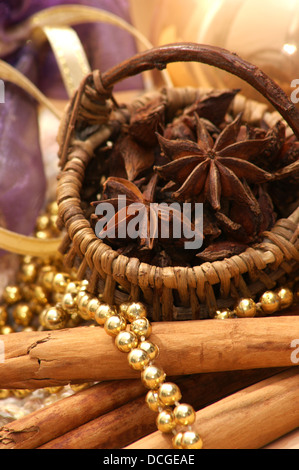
[56,87,299,281]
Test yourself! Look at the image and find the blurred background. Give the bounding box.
[2,0,299,99]
[131,0,299,102]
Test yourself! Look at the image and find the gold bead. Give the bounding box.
[70,383,90,392]
[21,284,34,301]
[260,291,280,314]
[0,305,8,327]
[32,285,48,305]
[104,315,126,337]
[44,386,64,394]
[139,341,159,361]
[39,266,57,290]
[0,325,14,334]
[276,287,293,309]
[65,281,78,295]
[214,308,234,320]
[174,403,196,426]
[255,303,265,317]
[79,280,89,291]
[65,281,82,295]
[35,229,52,240]
[67,311,83,328]
[2,285,22,304]
[158,382,182,406]
[22,326,36,332]
[180,431,203,449]
[36,214,50,231]
[61,292,77,313]
[234,298,257,318]
[40,256,54,266]
[47,201,59,216]
[94,304,117,326]
[52,272,71,293]
[118,302,131,317]
[141,365,166,389]
[115,331,138,352]
[172,432,184,449]
[127,348,150,370]
[156,408,176,433]
[49,214,59,232]
[145,390,165,412]
[77,293,93,320]
[13,389,32,399]
[0,389,10,399]
[22,255,35,265]
[43,306,68,330]
[12,303,33,326]
[87,298,102,320]
[76,289,87,302]
[18,262,37,283]
[130,317,152,339]
[124,302,147,323]
[39,309,48,328]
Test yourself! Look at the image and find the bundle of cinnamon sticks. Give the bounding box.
[0,313,298,448]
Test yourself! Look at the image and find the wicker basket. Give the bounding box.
[56,43,299,322]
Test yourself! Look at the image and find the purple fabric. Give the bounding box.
[0,0,143,97]
[0,1,142,242]
[0,44,46,236]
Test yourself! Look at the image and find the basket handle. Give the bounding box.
[100,42,299,139]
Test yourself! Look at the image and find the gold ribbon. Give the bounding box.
[1,5,173,89]
[42,26,91,98]
[0,228,61,257]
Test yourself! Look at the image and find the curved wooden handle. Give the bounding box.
[101,42,299,139]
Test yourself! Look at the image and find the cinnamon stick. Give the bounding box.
[39,368,281,449]
[126,368,299,449]
[263,428,299,449]
[39,394,153,449]
[0,316,298,389]
[0,368,282,449]
[0,379,145,449]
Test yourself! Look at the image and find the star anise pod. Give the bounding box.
[90,175,201,250]
[181,89,240,127]
[128,94,166,146]
[196,240,248,262]
[154,113,274,211]
[108,134,156,181]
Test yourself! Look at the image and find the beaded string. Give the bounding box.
[0,203,298,448]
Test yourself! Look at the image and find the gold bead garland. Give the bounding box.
[214,285,298,320]
[0,258,204,448]
[0,202,90,410]
[0,204,299,448]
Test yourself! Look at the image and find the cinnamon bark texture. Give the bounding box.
[0,379,145,449]
[0,316,298,388]
[0,368,282,449]
[126,368,299,449]
[39,368,282,449]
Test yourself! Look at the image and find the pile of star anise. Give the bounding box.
[82,89,299,267]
